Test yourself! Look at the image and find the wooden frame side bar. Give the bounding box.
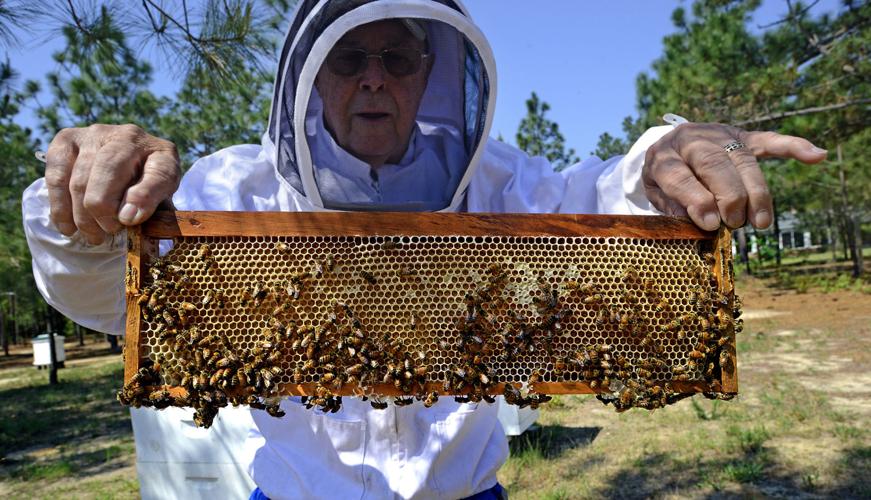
[142,211,715,240]
[714,227,738,393]
[124,227,156,383]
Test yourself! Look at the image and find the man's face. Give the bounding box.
[316,20,432,168]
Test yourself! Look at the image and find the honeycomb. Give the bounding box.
[121,211,739,426]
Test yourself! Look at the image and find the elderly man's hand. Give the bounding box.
[642,122,827,231]
[44,124,180,245]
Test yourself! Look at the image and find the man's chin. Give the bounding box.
[346,142,398,167]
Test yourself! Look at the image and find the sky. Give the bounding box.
[4,0,843,157]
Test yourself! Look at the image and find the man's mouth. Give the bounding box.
[355,112,390,120]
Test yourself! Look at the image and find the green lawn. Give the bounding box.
[0,356,138,499]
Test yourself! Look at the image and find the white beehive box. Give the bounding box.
[32,334,65,366]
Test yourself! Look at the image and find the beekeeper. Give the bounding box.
[22,1,826,498]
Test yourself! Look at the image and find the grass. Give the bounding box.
[725,424,770,454]
[722,458,765,483]
[0,356,137,499]
[743,247,871,294]
[498,271,871,499]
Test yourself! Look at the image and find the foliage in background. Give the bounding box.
[0,1,296,338]
[33,7,166,135]
[0,58,45,332]
[515,91,580,171]
[595,0,870,274]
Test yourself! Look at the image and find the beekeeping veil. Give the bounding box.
[265,0,496,211]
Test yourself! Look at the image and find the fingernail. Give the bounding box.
[57,222,76,235]
[754,209,771,228]
[118,203,141,225]
[810,146,827,155]
[703,212,720,230]
[727,211,746,228]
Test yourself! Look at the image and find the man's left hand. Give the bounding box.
[642,122,827,231]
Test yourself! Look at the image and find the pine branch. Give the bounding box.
[733,98,871,127]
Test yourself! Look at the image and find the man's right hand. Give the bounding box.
[45,124,180,245]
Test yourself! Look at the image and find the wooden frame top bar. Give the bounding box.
[142,211,713,240]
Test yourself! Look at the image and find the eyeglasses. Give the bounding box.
[325,47,430,78]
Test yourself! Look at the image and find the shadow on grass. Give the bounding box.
[0,362,130,455]
[589,441,871,499]
[4,442,132,482]
[830,445,871,499]
[510,424,601,460]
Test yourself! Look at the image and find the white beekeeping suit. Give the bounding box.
[22,0,674,498]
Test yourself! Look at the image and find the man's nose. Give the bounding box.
[358,56,386,92]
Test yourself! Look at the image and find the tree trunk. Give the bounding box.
[837,144,862,278]
[45,305,59,385]
[107,334,119,353]
[772,198,782,267]
[736,227,751,275]
[854,216,864,277]
[0,305,7,356]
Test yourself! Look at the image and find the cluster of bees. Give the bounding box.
[121,238,740,427]
[553,250,742,411]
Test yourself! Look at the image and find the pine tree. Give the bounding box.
[515,92,579,171]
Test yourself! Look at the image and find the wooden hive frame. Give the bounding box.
[124,211,738,403]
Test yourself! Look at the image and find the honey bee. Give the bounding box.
[719,350,735,374]
[275,242,290,253]
[395,397,414,407]
[583,294,603,305]
[380,239,400,250]
[397,266,417,278]
[246,281,270,307]
[618,388,636,407]
[595,308,610,327]
[638,278,656,295]
[370,399,388,410]
[655,298,671,312]
[703,252,715,266]
[359,270,377,285]
[621,266,640,283]
[665,317,683,332]
[125,263,137,290]
[423,391,439,408]
[196,243,212,259]
[345,364,364,376]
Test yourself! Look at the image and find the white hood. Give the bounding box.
[263,0,497,211]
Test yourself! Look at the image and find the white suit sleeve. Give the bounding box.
[471,125,677,215]
[22,178,128,335]
[593,125,675,215]
[22,145,275,335]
